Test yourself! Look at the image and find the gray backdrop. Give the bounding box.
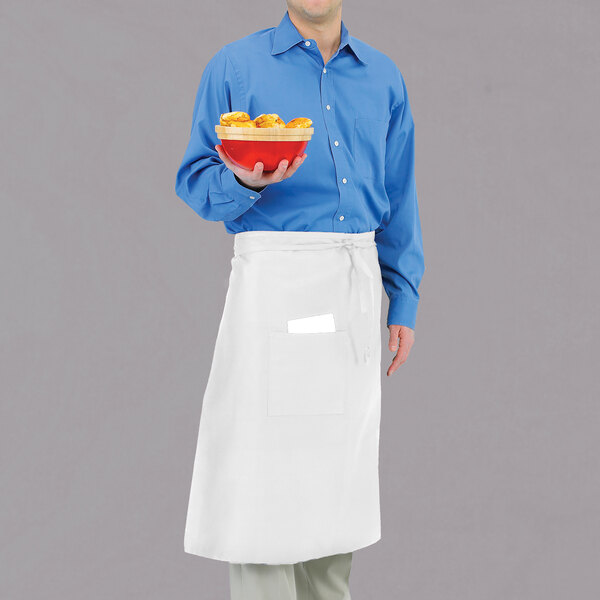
[1,1,599,598]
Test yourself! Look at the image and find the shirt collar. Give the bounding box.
[271,10,368,65]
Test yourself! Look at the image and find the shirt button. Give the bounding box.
[249,195,255,199]
[304,40,311,46]
[326,104,331,110]
[323,67,327,73]
[342,177,347,184]
[339,215,345,221]
[334,140,339,146]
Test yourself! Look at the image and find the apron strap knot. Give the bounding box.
[336,240,376,363]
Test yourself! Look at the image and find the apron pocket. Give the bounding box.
[267,330,350,416]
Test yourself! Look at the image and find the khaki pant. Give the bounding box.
[228,552,352,600]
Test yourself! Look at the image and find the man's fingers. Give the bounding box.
[216,145,306,186]
[266,158,290,182]
[282,154,307,178]
[386,325,415,376]
[252,161,265,179]
[248,154,306,184]
[388,326,400,351]
[387,353,401,376]
[243,157,287,186]
[397,333,413,355]
[387,353,404,376]
[387,345,410,376]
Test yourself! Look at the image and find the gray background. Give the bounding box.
[1,0,599,598]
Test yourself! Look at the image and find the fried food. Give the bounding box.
[253,113,286,128]
[285,117,312,128]
[220,111,256,127]
[219,111,312,130]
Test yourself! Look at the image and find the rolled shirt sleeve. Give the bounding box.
[375,70,425,329]
[175,48,266,221]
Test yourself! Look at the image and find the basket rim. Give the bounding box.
[215,124,314,134]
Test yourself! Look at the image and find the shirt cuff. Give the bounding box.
[387,295,420,330]
[220,168,265,220]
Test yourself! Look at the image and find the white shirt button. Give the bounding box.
[323,67,327,73]
[339,215,345,221]
[249,195,255,199]
[326,104,331,110]
[342,177,347,184]
[334,140,339,146]
[304,40,311,46]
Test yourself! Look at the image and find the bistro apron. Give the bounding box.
[184,229,383,565]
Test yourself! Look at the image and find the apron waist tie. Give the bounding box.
[333,240,376,364]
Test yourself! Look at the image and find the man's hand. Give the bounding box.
[215,144,307,190]
[386,324,415,376]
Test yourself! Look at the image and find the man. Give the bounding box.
[175,2,424,598]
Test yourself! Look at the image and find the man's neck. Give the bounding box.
[287,8,342,65]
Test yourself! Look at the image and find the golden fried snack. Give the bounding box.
[220,111,256,127]
[285,117,313,128]
[254,113,286,128]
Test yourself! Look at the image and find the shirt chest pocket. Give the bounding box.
[352,117,388,181]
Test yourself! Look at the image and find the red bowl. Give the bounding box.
[215,124,314,172]
[221,139,309,172]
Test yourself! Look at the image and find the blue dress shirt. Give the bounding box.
[175,10,425,329]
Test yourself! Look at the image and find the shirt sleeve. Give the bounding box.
[175,47,267,221]
[375,70,425,329]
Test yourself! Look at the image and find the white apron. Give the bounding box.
[184,229,383,564]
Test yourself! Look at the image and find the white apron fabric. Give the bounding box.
[184,229,383,564]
